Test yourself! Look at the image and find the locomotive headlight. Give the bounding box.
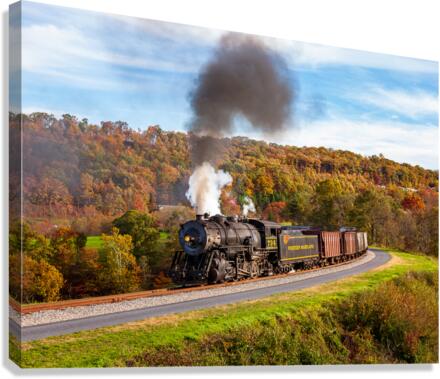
[179,221,207,255]
[184,233,197,246]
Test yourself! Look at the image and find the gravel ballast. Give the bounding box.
[11,251,375,327]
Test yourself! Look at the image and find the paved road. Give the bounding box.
[10,249,389,342]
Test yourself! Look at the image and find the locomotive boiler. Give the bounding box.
[169,214,279,284]
[168,214,368,286]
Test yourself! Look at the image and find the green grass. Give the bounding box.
[10,250,437,368]
[87,232,169,249]
[85,236,103,249]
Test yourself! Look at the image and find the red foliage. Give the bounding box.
[262,201,287,222]
[220,190,241,216]
[401,193,425,212]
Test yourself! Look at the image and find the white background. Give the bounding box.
[0,0,439,377]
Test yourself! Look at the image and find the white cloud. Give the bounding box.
[127,20,438,74]
[266,38,438,74]
[111,14,222,47]
[112,17,438,74]
[22,15,438,90]
[21,24,111,75]
[23,0,438,75]
[357,87,438,118]
[21,23,205,89]
[296,119,438,169]
[245,118,438,169]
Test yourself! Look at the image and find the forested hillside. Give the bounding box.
[10,112,437,219]
[9,112,438,302]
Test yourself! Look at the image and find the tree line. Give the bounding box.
[10,112,437,230]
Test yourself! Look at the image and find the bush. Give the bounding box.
[336,271,438,363]
[22,256,64,303]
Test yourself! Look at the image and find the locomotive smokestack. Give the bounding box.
[186,32,294,215]
[196,213,210,221]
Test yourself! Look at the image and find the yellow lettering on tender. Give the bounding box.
[288,244,314,251]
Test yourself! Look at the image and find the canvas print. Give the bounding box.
[9,1,438,368]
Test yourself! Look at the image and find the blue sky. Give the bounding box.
[14,1,439,168]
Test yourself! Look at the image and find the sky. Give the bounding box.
[13,1,439,169]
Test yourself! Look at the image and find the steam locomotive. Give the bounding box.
[169,214,368,286]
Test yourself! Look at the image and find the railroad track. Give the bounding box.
[10,252,367,315]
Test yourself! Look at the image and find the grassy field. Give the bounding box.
[86,232,169,249]
[10,250,437,368]
[85,235,103,248]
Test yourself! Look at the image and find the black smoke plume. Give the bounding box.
[188,32,294,165]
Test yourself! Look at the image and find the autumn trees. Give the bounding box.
[97,228,140,294]
[9,209,168,303]
[21,257,64,303]
[112,210,164,287]
[112,210,160,259]
[261,180,438,256]
[9,223,64,303]
[310,179,352,230]
[13,112,437,236]
[9,223,147,303]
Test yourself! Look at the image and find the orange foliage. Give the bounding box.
[153,271,172,289]
[262,201,287,222]
[22,256,64,302]
[220,190,241,216]
[11,112,437,236]
[402,193,425,212]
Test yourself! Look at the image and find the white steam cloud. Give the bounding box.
[186,162,232,215]
[242,196,256,217]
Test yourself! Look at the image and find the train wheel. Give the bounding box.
[251,261,259,278]
[208,253,226,284]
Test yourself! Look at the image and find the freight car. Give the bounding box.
[169,214,368,286]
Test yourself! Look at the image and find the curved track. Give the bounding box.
[10,249,389,342]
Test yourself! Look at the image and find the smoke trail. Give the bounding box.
[186,162,232,215]
[188,33,293,163]
[186,32,294,214]
[242,196,256,217]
